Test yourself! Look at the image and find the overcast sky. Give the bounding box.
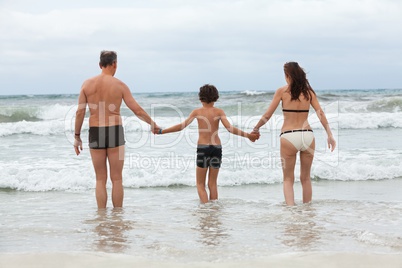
[0,0,401,95]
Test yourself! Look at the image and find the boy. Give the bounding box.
[155,84,259,203]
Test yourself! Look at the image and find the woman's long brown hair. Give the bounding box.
[284,62,316,101]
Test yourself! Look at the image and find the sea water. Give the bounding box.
[0,89,402,267]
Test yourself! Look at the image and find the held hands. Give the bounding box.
[248,127,261,142]
[151,124,161,135]
[248,132,260,142]
[74,136,83,156]
[151,123,161,134]
[252,127,260,134]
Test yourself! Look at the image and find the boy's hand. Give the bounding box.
[248,132,260,142]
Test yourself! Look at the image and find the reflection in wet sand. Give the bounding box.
[85,208,134,253]
[193,202,229,247]
[280,204,324,250]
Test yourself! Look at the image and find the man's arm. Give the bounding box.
[74,86,87,155]
[122,85,159,132]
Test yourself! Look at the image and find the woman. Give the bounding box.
[253,62,336,205]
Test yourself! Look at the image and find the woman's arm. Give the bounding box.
[160,110,196,134]
[310,93,336,151]
[253,88,282,132]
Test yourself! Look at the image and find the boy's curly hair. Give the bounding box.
[198,84,219,103]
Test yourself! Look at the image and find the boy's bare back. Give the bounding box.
[192,104,224,145]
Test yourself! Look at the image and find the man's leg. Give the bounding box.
[90,149,108,208]
[107,146,125,208]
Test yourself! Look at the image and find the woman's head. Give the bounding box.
[283,62,315,101]
[199,84,219,103]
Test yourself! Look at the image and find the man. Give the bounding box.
[74,50,159,208]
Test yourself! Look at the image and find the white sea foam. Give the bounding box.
[1,149,401,192]
[240,90,268,96]
[3,111,402,138]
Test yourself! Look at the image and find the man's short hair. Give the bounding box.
[99,50,117,67]
[199,84,219,103]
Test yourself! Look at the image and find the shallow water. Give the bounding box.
[1,180,401,262]
[1,90,402,266]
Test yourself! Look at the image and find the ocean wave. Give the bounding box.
[0,111,41,123]
[240,90,271,96]
[0,104,76,123]
[339,97,402,113]
[1,149,401,192]
[2,111,402,137]
[367,97,402,113]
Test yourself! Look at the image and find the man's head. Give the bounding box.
[199,84,219,103]
[99,50,117,68]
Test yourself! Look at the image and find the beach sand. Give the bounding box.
[1,252,402,268]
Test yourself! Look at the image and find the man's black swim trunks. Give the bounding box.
[88,125,125,149]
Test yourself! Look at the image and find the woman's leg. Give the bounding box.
[280,138,298,206]
[300,139,315,203]
[90,149,108,209]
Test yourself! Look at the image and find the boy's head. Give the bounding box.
[199,84,219,103]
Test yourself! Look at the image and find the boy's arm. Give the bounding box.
[160,110,196,134]
[220,110,259,141]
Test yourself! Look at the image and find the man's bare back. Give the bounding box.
[82,74,127,127]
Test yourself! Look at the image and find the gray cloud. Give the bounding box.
[0,0,401,94]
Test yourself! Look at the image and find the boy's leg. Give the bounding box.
[207,167,219,201]
[196,167,208,203]
[90,149,108,209]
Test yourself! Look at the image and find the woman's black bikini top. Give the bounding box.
[282,109,309,113]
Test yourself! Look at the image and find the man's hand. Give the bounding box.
[74,136,83,155]
[152,124,161,134]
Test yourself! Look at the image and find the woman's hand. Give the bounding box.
[327,135,336,152]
